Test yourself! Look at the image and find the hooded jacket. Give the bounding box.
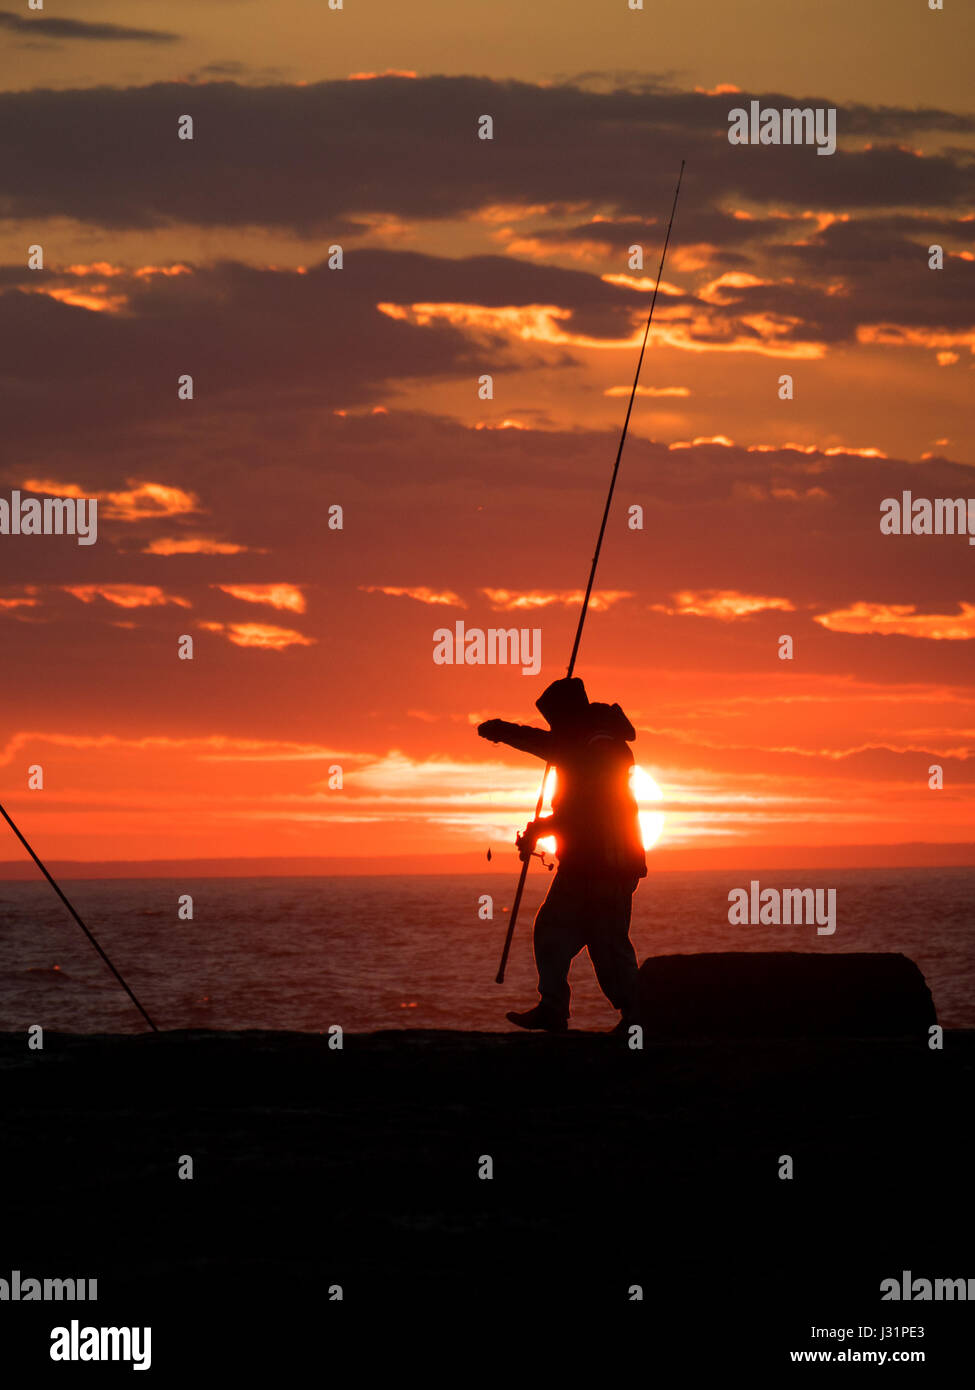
[486,700,648,880]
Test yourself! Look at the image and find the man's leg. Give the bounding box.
[531,871,588,1020]
[585,877,641,1019]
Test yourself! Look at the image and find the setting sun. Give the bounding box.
[534,763,664,854]
[632,765,666,850]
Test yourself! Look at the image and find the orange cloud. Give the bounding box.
[32,286,127,313]
[58,261,190,279]
[144,537,248,555]
[0,585,40,610]
[65,584,190,609]
[23,478,199,521]
[604,385,690,398]
[376,301,646,351]
[472,202,575,225]
[500,234,605,264]
[481,588,631,612]
[200,621,316,650]
[132,264,192,279]
[652,590,796,620]
[669,435,736,449]
[743,443,886,460]
[650,308,826,359]
[347,69,417,80]
[359,585,467,608]
[857,325,975,352]
[814,602,975,640]
[600,273,685,295]
[378,298,827,361]
[0,730,349,768]
[102,481,200,521]
[214,583,306,613]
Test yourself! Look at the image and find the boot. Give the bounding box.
[506,1003,568,1033]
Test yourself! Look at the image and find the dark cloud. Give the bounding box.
[0,227,968,467]
[0,9,179,43]
[1,403,973,702]
[0,250,677,452]
[0,77,972,233]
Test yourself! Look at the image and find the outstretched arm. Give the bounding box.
[477,719,554,761]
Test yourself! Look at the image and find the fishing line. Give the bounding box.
[0,800,159,1031]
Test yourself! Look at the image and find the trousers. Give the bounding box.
[532,868,641,1019]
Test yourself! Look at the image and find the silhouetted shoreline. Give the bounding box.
[2,1026,973,1368]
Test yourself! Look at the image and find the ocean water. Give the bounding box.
[0,867,972,1034]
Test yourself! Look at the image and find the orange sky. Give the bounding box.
[0,2,973,873]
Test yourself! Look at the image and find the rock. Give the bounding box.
[637,951,936,1037]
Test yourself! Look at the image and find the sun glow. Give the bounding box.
[632,765,666,850]
[535,764,665,854]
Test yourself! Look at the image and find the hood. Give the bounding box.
[535,676,590,728]
[586,701,636,742]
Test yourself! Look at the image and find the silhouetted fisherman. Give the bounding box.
[478,676,647,1032]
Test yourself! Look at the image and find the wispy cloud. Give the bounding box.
[651,590,796,620]
[0,10,179,43]
[24,478,199,522]
[214,583,306,613]
[359,585,467,608]
[814,602,975,640]
[65,584,190,609]
[481,588,631,612]
[144,537,248,555]
[199,621,316,650]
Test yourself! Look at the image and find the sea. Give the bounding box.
[0,867,972,1034]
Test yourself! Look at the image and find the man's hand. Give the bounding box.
[477,719,506,742]
[515,818,545,860]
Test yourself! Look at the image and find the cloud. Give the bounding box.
[213,583,306,612]
[0,10,179,42]
[669,435,737,449]
[604,385,691,397]
[481,588,631,612]
[144,537,248,555]
[199,620,316,650]
[0,585,39,609]
[348,70,418,81]
[64,584,191,609]
[359,585,467,608]
[0,729,350,768]
[0,219,968,469]
[1,77,972,235]
[651,590,797,620]
[814,602,975,640]
[24,477,199,521]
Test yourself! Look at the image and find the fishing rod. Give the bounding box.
[495,159,685,985]
[0,799,159,1031]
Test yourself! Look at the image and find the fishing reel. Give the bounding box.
[515,828,555,870]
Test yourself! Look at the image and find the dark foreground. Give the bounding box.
[1,1028,973,1373]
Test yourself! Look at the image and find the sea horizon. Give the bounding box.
[2,867,972,1035]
